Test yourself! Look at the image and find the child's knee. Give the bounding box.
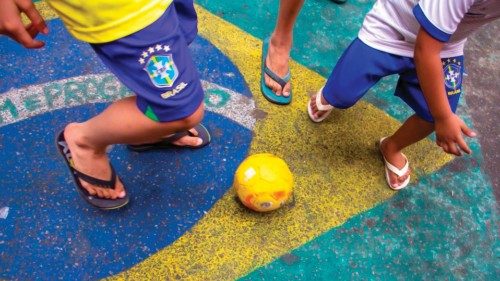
[177,102,204,129]
[186,105,204,127]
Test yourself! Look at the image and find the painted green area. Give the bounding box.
[204,88,230,108]
[23,95,42,112]
[0,99,18,123]
[241,139,499,280]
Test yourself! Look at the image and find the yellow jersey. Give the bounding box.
[47,0,173,43]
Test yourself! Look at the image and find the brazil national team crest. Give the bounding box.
[140,44,178,88]
[443,58,462,94]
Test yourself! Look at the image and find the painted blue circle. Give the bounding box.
[0,19,252,280]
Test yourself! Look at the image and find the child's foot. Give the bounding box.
[307,88,334,122]
[264,34,292,97]
[379,137,411,189]
[169,127,203,147]
[64,123,126,200]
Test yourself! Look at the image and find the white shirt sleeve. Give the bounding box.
[413,0,475,42]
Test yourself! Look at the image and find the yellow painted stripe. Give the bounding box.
[26,1,59,24]
[33,2,452,280]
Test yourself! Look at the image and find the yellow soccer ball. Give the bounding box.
[234,153,293,212]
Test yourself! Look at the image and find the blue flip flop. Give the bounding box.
[261,37,292,105]
[127,123,211,152]
[56,130,129,210]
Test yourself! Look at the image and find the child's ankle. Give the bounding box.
[65,123,106,154]
[382,137,402,155]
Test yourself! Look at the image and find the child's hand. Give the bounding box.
[434,114,476,156]
[0,0,48,48]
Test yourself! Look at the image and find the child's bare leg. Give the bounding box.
[380,114,434,187]
[265,0,304,96]
[63,96,204,199]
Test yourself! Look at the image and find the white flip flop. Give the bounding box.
[378,137,410,190]
[307,87,334,123]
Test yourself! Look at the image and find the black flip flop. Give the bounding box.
[127,123,211,152]
[56,131,129,210]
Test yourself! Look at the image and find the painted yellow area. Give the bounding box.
[34,2,452,280]
[24,1,59,24]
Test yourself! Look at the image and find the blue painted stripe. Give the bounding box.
[0,19,252,97]
[0,18,254,280]
[413,4,451,42]
[0,20,107,93]
[0,108,252,280]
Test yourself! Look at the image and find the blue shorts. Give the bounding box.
[322,38,464,123]
[90,0,203,122]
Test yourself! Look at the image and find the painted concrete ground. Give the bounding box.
[0,0,498,280]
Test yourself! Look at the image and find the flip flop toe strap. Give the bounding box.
[264,64,290,90]
[384,154,409,178]
[162,130,190,144]
[128,131,190,148]
[73,165,117,189]
[315,88,334,111]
